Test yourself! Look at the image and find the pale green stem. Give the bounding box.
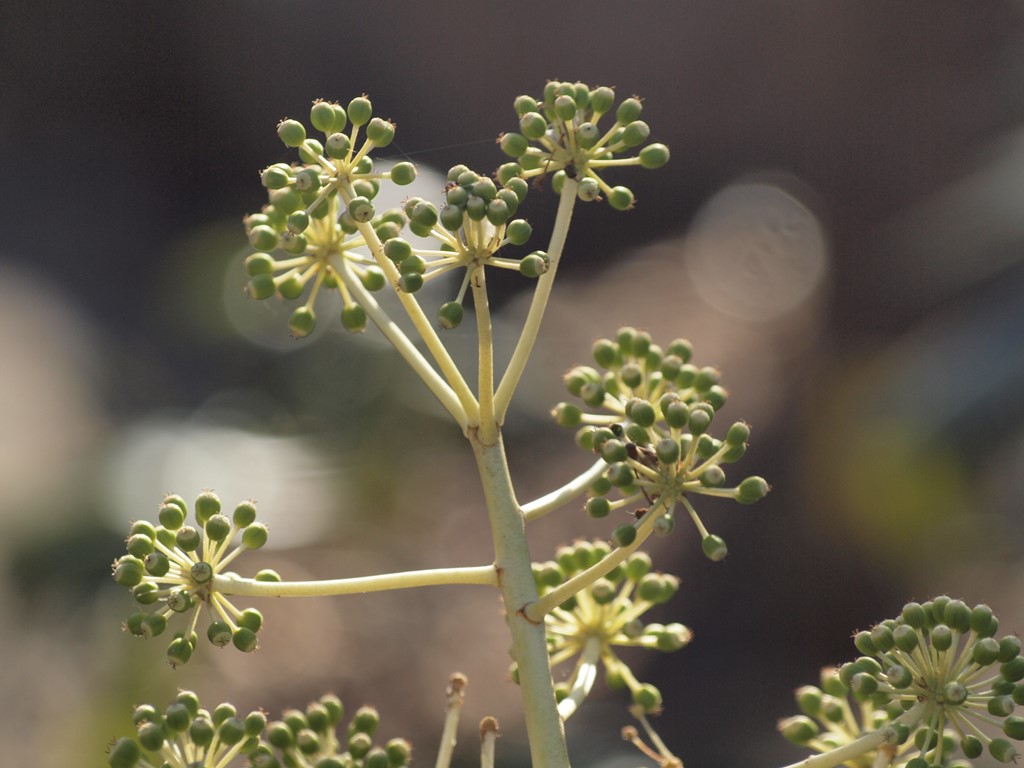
[435,674,467,768]
[470,434,570,768]
[522,459,608,522]
[494,180,578,424]
[337,179,480,424]
[776,700,929,768]
[524,500,667,622]
[213,564,496,597]
[480,718,499,768]
[557,636,601,721]
[330,254,469,431]
[471,265,498,445]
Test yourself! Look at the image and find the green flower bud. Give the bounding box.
[519,251,548,278]
[366,117,395,147]
[620,120,650,148]
[277,119,306,148]
[585,496,611,518]
[901,602,927,628]
[991,738,1019,763]
[248,225,279,253]
[971,603,996,635]
[167,636,194,666]
[256,568,281,582]
[1000,636,1023,663]
[352,705,380,736]
[107,737,141,768]
[348,196,375,223]
[700,466,726,488]
[869,624,895,652]
[616,97,643,125]
[347,96,372,126]
[261,164,292,189]
[242,523,269,549]
[612,523,637,547]
[208,621,233,647]
[142,550,169,577]
[931,623,953,652]
[893,625,919,653]
[632,683,662,713]
[113,556,145,587]
[736,476,770,503]
[342,304,368,333]
[655,437,680,466]
[990,695,1016,717]
[639,143,670,169]
[1003,656,1024,683]
[326,132,352,159]
[247,274,276,300]
[499,132,529,158]
[205,513,232,542]
[589,86,615,115]
[232,627,258,653]
[700,534,728,561]
[233,500,257,527]
[519,112,548,140]
[437,301,464,330]
[779,716,819,745]
[190,561,213,584]
[961,734,984,758]
[390,161,416,185]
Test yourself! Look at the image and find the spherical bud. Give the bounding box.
[1003,656,1024,683]
[167,636,194,666]
[620,120,650,148]
[505,218,532,246]
[779,716,819,746]
[991,738,1019,763]
[499,132,528,158]
[242,523,269,549]
[519,252,548,278]
[366,117,395,147]
[261,164,292,189]
[632,684,661,713]
[519,112,547,140]
[585,497,611,518]
[286,305,313,337]
[655,438,680,466]
[348,196,375,223]
[205,513,232,542]
[390,161,416,186]
[1000,636,1023,663]
[325,132,352,159]
[352,705,380,736]
[612,523,637,548]
[113,556,145,587]
[347,96,372,126]
[277,119,306,148]
[342,304,368,333]
[736,476,770,504]
[437,301,464,331]
[616,97,643,125]
[107,737,142,768]
[639,143,670,169]
[589,86,615,115]
[901,601,927,628]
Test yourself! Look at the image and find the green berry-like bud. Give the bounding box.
[440,204,464,232]
[961,735,984,758]
[113,556,145,587]
[576,177,601,202]
[233,500,257,527]
[505,218,532,246]
[736,476,770,503]
[520,112,548,140]
[143,551,169,577]
[208,621,232,647]
[892,625,919,653]
[366,117,395,147]
[607,186,634,211]
[973,637,1001,665]
[1003,656,1024,683]
[347,96,372,126]
[519,252,548,278]
[989,695,1015,717]
[585,496,611,518]
[620,120,650,148]
[248,225,279,252]
[931,623,953,651]
[277,119,306,147]
[639,143,670,169]
[261,164,292,189]
[326,132,351,159]
[612,523,637,547]
[499,132,529,158]
[232,627,258,652]
[352,705,380,736]
[390,161,416,185]
[991,738,1019,763]
[901,602,927,628]
[194,491,220,523]
[348,197,375,223]
[205,513,232,542]
[108,737,141,768]
[632,683,662,712]
[616,98,643,125]
[779,716,819,745]
[167,635,194,666]
[701,534,728,561]
[438,302,464,330]
[1000,636,1023,663]
[342,304,368,333]
[242,523,269,549]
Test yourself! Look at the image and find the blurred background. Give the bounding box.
[3,2,1024,767]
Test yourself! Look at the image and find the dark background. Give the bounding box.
[3,3,1024,767]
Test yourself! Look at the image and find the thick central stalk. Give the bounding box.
[470,433,570,768]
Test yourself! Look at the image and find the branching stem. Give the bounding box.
[522,459,607,522]
[213,565,497,598]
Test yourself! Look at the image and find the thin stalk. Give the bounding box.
[331,254,469,431]
[471,265,498,445]
[557,636,601,721]
[435,674,467,768]
[525,501,667,622]
[480,717,499,768]
[338,179,480,423]
[776,700,929,768]
[213,565,496,598]
[470,435,570,768]
[522,459,608,522]
[494,180,578,423]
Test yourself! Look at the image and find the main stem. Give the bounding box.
[470,433,570,768]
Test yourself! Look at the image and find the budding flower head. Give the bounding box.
[782,599,1024,767]
[109,690,267,768]
[498,81,669,208]
[115,492,270,665]
[531,541,689,717]
[246,96,418,336]
[555,329,767,558]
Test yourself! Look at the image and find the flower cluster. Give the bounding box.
[113,491,277,666]
[107,690,267,768]
[108,691,411,768]
[391,165,544,329]
[497,80,670,210]
[553,327,768,560]
[780,598,1024,766]
[243,96,417,336]
[530,540,690,716]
